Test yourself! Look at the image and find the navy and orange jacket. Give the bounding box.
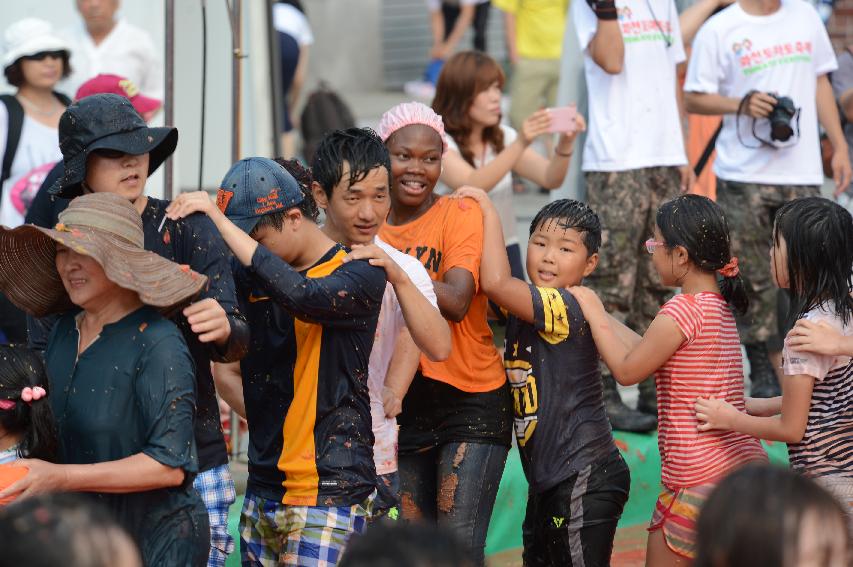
[234,244,385,506]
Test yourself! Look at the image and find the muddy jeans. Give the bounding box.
[399,442,509,567]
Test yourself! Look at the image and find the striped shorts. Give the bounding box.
[239,490,374,567]
[648,482,716,559]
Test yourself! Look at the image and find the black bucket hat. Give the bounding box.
[49,93,178,198]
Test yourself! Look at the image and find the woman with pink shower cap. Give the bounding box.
[377,101,510,567]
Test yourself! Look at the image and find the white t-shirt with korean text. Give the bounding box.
[368,237,439,476]
[573,0,688,172]
[684,0,836,185]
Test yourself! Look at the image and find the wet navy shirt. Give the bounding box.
[46,307,202,548]
[504,286,616,493]
[28,188,249,471]
[235,244,385,506]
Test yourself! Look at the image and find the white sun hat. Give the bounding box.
[3,18,69,70]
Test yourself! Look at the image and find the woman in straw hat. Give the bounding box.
[0,192,211,566]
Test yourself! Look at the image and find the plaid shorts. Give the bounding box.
[648,483,716,559]
[239,490,374,567]
[194,464,237,567]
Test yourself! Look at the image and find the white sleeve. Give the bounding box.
[811,11,837,76]
[683,23,723,94]
[297,13,314,46]
[669,0,687,65]
[426,0,441,11]
[571,0,599,52]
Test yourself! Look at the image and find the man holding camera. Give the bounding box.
[572,0,691,431]
[684,0,851,397]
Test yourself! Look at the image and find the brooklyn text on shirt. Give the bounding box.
[733,39,814,76]
[618,7,674,45]
[401,245,442,274]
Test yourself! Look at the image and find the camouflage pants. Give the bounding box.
[585,167,681,333]
[716,179,820,346]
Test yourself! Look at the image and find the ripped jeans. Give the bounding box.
[398,442,509,566]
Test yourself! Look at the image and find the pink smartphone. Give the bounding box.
[546,105,577,133]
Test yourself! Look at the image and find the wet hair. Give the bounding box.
[695,464,850,567]
[311,127,391,199]
[339,522,474,567]
[657,194,748,315]
[4,53,72,88]
[432,51,505,166]
[0,493,141,567]
[773,196,853,325]
[274,157,319,221]
[0,345,58,462]
[529,199,602,255]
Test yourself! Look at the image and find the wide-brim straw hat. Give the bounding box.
[0,193,207,318]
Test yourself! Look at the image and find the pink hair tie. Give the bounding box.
[0,400,14,410]
[20,386,46,404]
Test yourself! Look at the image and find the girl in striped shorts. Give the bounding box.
[697,196,853,514]
[571,194,767,566]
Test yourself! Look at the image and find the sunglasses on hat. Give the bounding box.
[22,50,65,61]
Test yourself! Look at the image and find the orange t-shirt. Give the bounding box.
[380,196,505,393]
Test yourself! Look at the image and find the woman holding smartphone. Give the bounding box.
[432,50,583,278]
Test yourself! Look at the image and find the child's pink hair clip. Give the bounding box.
[20,386,46,404]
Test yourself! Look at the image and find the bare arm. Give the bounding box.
[439,4,476,58]
[433,269,476,323]
[569,286,684,385]
[787,319,853,356]
[214,361,246,420]
[455,188,534,322]
[589,20,624,74]
[440,110,554,191]
[166,192,257,266]
[430,10,446,52]
[680,0,732,46]
[513,116,587,189]
[696,375,814,443]
[382,328,422,418]
[289,46,310,111]
[343,244,451,361]
[816,74,852,194]
[684,92,741,115]
[0,453,185,501]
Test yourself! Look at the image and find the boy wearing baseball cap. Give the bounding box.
[167,157,386,566]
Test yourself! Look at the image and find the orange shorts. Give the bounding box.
[648,483,716,559]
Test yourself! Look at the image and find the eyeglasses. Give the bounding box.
[645,238,665,254]
[22,51,65,62]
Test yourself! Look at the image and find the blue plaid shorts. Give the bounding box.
[194,464,237,567]
[239,490,374,567]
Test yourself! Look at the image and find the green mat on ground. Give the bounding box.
[224,431,788,564]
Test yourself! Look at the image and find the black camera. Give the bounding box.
[767,94,796,142]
